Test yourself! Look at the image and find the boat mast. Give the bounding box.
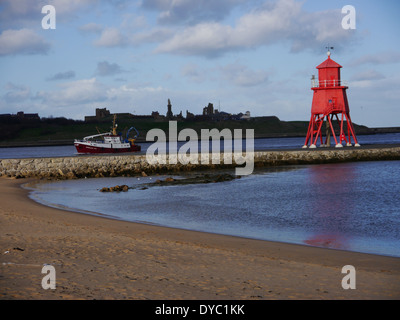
[112,114,117,135]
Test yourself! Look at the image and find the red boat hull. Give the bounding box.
[74,142,141,154]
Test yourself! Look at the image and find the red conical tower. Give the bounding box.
[303,49,360,148]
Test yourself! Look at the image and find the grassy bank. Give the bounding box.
[0,114,378,147]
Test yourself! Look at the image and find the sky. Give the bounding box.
[0,0,399,128]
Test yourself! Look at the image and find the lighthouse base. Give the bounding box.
[303,112,359,149]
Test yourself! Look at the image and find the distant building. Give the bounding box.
[186,110,195,120]
[0,111,40,121]
[96,108,110,118]
[83,101,250,123]
[85,108,111,122]
[163,99,184,121]
[203,103,214,116]
[166,99,173,119]
[16,111,40,120]
[240,111,251,120]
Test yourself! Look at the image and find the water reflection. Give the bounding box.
[304,163,357,250]
[25,161,400,257]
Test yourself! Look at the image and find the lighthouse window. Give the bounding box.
[329,99,332,103]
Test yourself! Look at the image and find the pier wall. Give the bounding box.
[1,147,400,179]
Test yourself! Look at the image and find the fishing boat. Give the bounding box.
[74,115,141,154]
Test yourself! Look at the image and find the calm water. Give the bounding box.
[1,133,400,159]
[26,161,400,257]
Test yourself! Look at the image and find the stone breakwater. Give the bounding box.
[1,146,400,179]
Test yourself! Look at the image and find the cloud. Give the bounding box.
[141,0,247,25]
[95,61,124,76]
[0,29,50,56]
[46,71,76,81]
[350,70,385,82]
[155,22,234,57]
[94,27,127,47]
[349,51,400,67]
[154,0,354,57]
[131,27,174,45]
[35,78,108,107]
[3,82,31,103]
[79,22,103,34]
[181,63,207,83]
[107,83,166,98]
[219,63,270,87]
[50,0,98,15]
[0,0,97,28]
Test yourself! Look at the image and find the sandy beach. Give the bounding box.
[1,176,399,300]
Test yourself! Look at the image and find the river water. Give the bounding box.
[26,160,400,258]
[3,133,399,257]
[1,132,400,159]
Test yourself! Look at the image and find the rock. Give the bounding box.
[100,185,129,192]
[165,177,175,182]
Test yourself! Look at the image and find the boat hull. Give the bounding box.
[74,142,141,154]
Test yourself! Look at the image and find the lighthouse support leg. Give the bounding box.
[312,115,324,147]
[346,114,352,145]
[344,113,360,146]
[327,114,339,146]
[339,113,348,145]
[304,115,314,147]
[324,116,331,147]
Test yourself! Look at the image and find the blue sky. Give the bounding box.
[0,0,399,127]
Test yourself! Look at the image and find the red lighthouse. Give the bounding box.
[303,49,360,148]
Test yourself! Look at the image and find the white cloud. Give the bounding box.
[131,27,174,45]
[29,78,168,118]
[35,78,108,108]
[154,0,354,57]
[107,84,165,97]
[3,82,31,102]
[349,51,400,67]
[50,0,98,15]
[350,70,385,82]
[0,0,97,28]
[155,22,233,57]
[94,27,127,47]
[141,0,246,25]
[219,63,270,87]
[181,63,206,83]
[0,29,50,56]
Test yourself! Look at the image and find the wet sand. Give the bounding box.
[1,176,399,300]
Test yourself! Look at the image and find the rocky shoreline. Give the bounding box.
[99,173,239,192]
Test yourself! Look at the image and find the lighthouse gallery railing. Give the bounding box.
[311,79,349,88]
